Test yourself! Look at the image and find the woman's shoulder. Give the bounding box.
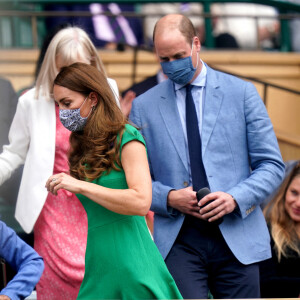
[121,124,145,147]
[107,77,118,94]
[18,87,46,102]
[107,77,116,85]
[18,87,36,101]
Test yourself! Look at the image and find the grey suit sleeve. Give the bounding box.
[0,78,18,147]
[227,82,285,219]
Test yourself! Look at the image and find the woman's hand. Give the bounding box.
[45,173,83,196]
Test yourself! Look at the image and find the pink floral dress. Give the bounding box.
[34,105,87,299]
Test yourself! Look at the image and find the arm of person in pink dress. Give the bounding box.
[45,140,152,216]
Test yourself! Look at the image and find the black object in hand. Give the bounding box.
[197,187,223,224]
[196,187,211,208]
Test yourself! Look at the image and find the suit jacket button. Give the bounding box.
[183,181,189,187]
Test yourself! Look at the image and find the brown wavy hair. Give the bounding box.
[263,161,300,261]
[53,62,127,181]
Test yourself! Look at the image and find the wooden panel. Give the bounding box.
[0,63,35,75]
[2,49,300,65]
[251,82,265,98]
[1,50,300,144]
[0,49,39,62]
[277,135,300,161]
[278,142,300,161]
[263,78,300,92]
[106,64,158,76]
[275,129,300,161]
[200,51,300,65]
[267,89,300,136]
[100,50,157,64]
[1,75,34,93]
[106,64,135,76]
[112,78,132,94]
[209,64,300,78]
[135,64,160,76]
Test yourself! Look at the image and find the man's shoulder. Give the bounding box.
[206,64,248,86]
[0,77,13,89]
[134,79,170,103]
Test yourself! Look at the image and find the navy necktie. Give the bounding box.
[185,84,209,192]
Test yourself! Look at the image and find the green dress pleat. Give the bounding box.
[77,124,182,300]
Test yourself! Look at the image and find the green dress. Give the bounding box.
[77,124,182,300]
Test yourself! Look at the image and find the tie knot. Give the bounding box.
[186,84,193,93]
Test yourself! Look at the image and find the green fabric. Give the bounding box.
[77,124,182,300]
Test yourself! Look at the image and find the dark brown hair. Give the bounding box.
[54,62,127,181]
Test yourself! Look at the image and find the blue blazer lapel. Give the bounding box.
[202,66,224,155]
[158,80,189,173]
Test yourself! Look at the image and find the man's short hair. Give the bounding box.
[178,15,197,44]
[153,14,197,45]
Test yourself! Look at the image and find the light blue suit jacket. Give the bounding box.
[130,65,285,264]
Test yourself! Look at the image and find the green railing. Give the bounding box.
[0,0,300,51]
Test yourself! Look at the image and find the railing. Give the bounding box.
[0,47,299,160]
[210,66,300,106]
[1,0,300,51]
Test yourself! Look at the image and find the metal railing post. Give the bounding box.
[203,0,215,49]
[31,15,38,48]
[279,8,291,52]
[263,83,268,106]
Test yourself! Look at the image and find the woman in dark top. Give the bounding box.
[260,161,300,298]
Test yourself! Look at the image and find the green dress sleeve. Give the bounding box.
[120,124,146,151]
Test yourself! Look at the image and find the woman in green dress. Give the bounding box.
[46,62,183,300]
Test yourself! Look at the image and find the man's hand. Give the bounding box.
[0,295,11,300]
[167,186,205,219]
[198,192,237,222]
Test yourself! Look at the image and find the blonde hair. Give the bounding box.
[263,162,300,261]
[35,26,107,100]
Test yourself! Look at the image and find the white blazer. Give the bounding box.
[0,78,119,233]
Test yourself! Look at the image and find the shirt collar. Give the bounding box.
[174,60,207,91]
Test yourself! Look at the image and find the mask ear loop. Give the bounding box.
[85,103,95,119]
[79,95,89,109]
[79,96,94,118]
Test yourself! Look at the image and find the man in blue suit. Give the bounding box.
[130,14,285,299]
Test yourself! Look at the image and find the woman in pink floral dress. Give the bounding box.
[34,106,87,298]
